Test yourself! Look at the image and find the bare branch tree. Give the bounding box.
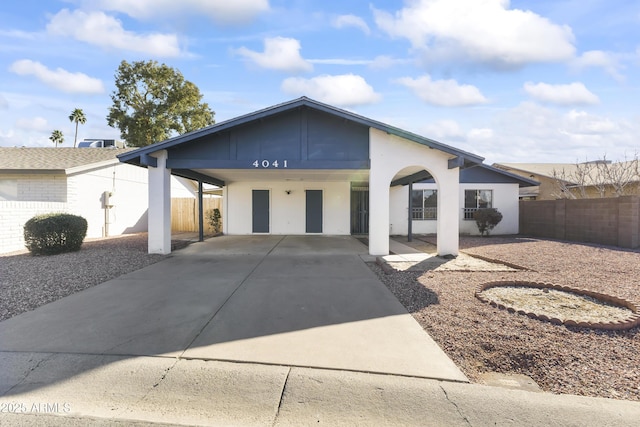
[552,153,640,199]
[552,161,593,199]
[602,153,639,196]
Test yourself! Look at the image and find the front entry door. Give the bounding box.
[305,190,323,233]
[351,184,369,234]
[252,190,270,233]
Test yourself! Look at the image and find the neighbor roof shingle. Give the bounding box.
[0,147,137,173]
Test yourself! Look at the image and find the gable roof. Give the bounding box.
[462,164,539,187]
[410,164,539,187]
[118,96,485,167]
[0,147,137,175]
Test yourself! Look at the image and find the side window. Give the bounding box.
[0,180,18,201]
[478,190,493,208]
[411,189,437,220]
[464,190,492,219]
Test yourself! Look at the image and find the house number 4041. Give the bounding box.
[252,160,288,168]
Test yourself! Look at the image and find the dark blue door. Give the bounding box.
[306,190,323,233]
[252,190,270,233]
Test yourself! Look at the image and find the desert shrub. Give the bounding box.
[206,208,222,234]
[473,208,503,236]
[24,213,88,255]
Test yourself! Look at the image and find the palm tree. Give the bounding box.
[49,130,64,147]
[68,108,86,148]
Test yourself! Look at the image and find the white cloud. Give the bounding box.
[9,60,105,94]
[395,75,488,107]
[563,110,618,135]
[572,50,624,81]
[0,94,8,109]
[333,14,371,35]
[281,74,381,107]
[235,37,313,73]
[15,117,49,132]
[421,119,465,141]
[524,82,599,105]
[85,0,269,24]
[476,102,638,163]
[467,128,494,140]
[46,9,182,57]
[374,0,575,68]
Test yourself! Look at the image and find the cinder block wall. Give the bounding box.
[520,196,640,248]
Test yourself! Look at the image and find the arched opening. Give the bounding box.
[368,129,461,257]
[389,165,440,242]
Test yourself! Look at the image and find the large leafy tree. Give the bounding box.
[68,108,86,148]
[107,60,215,147]
[49,130,64,147]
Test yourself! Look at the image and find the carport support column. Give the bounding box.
[148,150,172,254]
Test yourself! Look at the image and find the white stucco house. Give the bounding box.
[0,147,195,253]
[118,97,536,256]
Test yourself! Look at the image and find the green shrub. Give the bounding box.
[206,208,222,234]
[473,208,503,236]
[24,213,88,255]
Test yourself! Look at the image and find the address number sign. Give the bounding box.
[252,160,288,168]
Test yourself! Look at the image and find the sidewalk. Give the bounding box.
[1,356,639,426]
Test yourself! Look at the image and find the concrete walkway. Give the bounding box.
[1,235,640,426]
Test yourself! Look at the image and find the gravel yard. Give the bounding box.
[374,235,640,401]
[0,233,166,321]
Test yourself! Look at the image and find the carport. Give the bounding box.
[118,97,483,256]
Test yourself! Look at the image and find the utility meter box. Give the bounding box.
[102,191,115,208]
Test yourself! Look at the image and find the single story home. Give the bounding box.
[0,147,195,253]
[118,97,536,256]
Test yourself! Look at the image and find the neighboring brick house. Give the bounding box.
[0,147,195,253]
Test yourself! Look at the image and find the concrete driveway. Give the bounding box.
[0,235,466,381]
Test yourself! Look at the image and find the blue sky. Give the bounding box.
[1,0,639,164]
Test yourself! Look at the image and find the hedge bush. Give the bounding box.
[24,213,88,255]
[473,208,503,236]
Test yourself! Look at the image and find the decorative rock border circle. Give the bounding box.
[475,280,640,330]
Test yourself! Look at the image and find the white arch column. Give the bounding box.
[436,167,460,256]
[369,128,460,256]
[148,150,172,254]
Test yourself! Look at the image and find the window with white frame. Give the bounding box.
[464,190,492,219]
[0,180,18,201]
[411,189,437,220]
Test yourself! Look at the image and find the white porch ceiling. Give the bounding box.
[189,165,428,186]
[193,168,370,184]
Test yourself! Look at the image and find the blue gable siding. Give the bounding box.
[166,107,369,169]
[235,111,301,160]
[169,132,231,161]
[307,109,369,161]
[415,164,538,187]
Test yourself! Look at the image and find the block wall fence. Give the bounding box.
[519,196,640,249]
